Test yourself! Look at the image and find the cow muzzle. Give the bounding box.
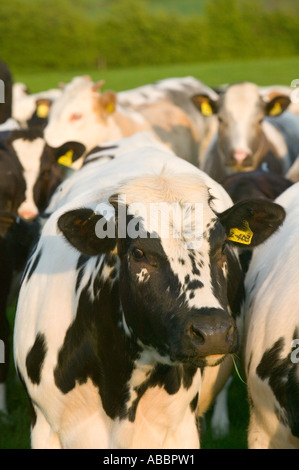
[179,308,238,367]
[227,149,253,170]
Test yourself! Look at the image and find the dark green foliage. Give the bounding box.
[1,0,299,72]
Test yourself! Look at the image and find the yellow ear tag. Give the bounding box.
[269,101,282,116]
[36,103,50,118]
[228,220,253,245]
[105,102,115,114]
[58,150,74,167]
[201,101,213,116]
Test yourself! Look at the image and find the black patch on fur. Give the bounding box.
[187,279,203,290]
[256,336,299,438]
[26,333,47,385]
[127,363,197,422]
[190,393,199,412]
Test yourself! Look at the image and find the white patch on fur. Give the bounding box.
[13,137,45,217]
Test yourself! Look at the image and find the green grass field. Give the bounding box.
[2,54,298,449]
[12,55,299,93]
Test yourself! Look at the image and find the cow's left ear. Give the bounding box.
[53,142,86,167]
[100,90,117,115]
[191,94,218,116]
[265,95,290,117]
[218,199,286,247]
[58,208,116,256]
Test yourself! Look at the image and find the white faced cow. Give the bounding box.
[192,82,299,183]
[243,182,299,449]
[44,76,217,167]
[13,132,285,449]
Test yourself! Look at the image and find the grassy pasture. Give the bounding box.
[2,55,298,449]
[13,55,299,93]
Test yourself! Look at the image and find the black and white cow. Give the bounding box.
[13,133,285,449]
[243,182,299,448]
[221,170,293,204]
[0,130,84,414]
[192,82,299,183]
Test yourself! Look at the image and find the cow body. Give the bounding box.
[44,76,217,167]
[243,182,299,448]
[0,129,84,414]
[14,133,285,449]
[221,170,293,203]
[192,82,299,182]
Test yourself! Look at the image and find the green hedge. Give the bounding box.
[1,0,299,72]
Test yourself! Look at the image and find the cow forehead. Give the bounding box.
[11,137,45,170]
[116,173,218,252]
[222,83,263,117]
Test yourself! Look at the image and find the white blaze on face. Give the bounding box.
[13,137,45,219]
[220,83,262,161]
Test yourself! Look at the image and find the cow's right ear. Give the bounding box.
[218,199,286,247]
[58,208,116,256]
[191,94,218,116]
[99,91,117,115]
[53,142,86,167]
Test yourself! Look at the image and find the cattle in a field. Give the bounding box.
[221,170,293,203]
[0,131,84,414]
[12,83,62,129]
[4,129,85,219]
[43,76,218,167]
[243,182,299,449]
[13,132,285,449]
[0,212,39,414]
[192,82,299,182]
[208,169,293,436]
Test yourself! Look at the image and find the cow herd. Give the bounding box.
[1,58,299,449]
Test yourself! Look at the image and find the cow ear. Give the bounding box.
[58,208,116,256]
[53,142,86,166]
[265,95,290,116]
[100,90,117,115]
[35,98,51,118]
[191,94,218,116]
[218,199,285,247]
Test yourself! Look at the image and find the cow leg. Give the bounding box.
[247,410,271,449]
[211,375,233,438]
[31,406,61,449]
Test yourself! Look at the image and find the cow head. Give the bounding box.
[0,143,26,231]
[5,130,85,219]
[192,82,290,171]
[58,174,285,368]
[44,76,118,153]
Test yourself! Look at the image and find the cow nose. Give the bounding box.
[186,309,237,356]
[18,210,38,221]
[231,149,252,167]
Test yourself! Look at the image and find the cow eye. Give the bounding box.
[70,112,82,121]
[132,248,145,260]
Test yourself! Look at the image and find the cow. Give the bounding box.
[192,82,299,183]
[43,75,218,167]
[221,170,293,204]
[4,128,85,219]
[207,169,293,437]
[12,83,62,129]
[243,182,299,448]
[13,132,285,449]
[0,130,84,415]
